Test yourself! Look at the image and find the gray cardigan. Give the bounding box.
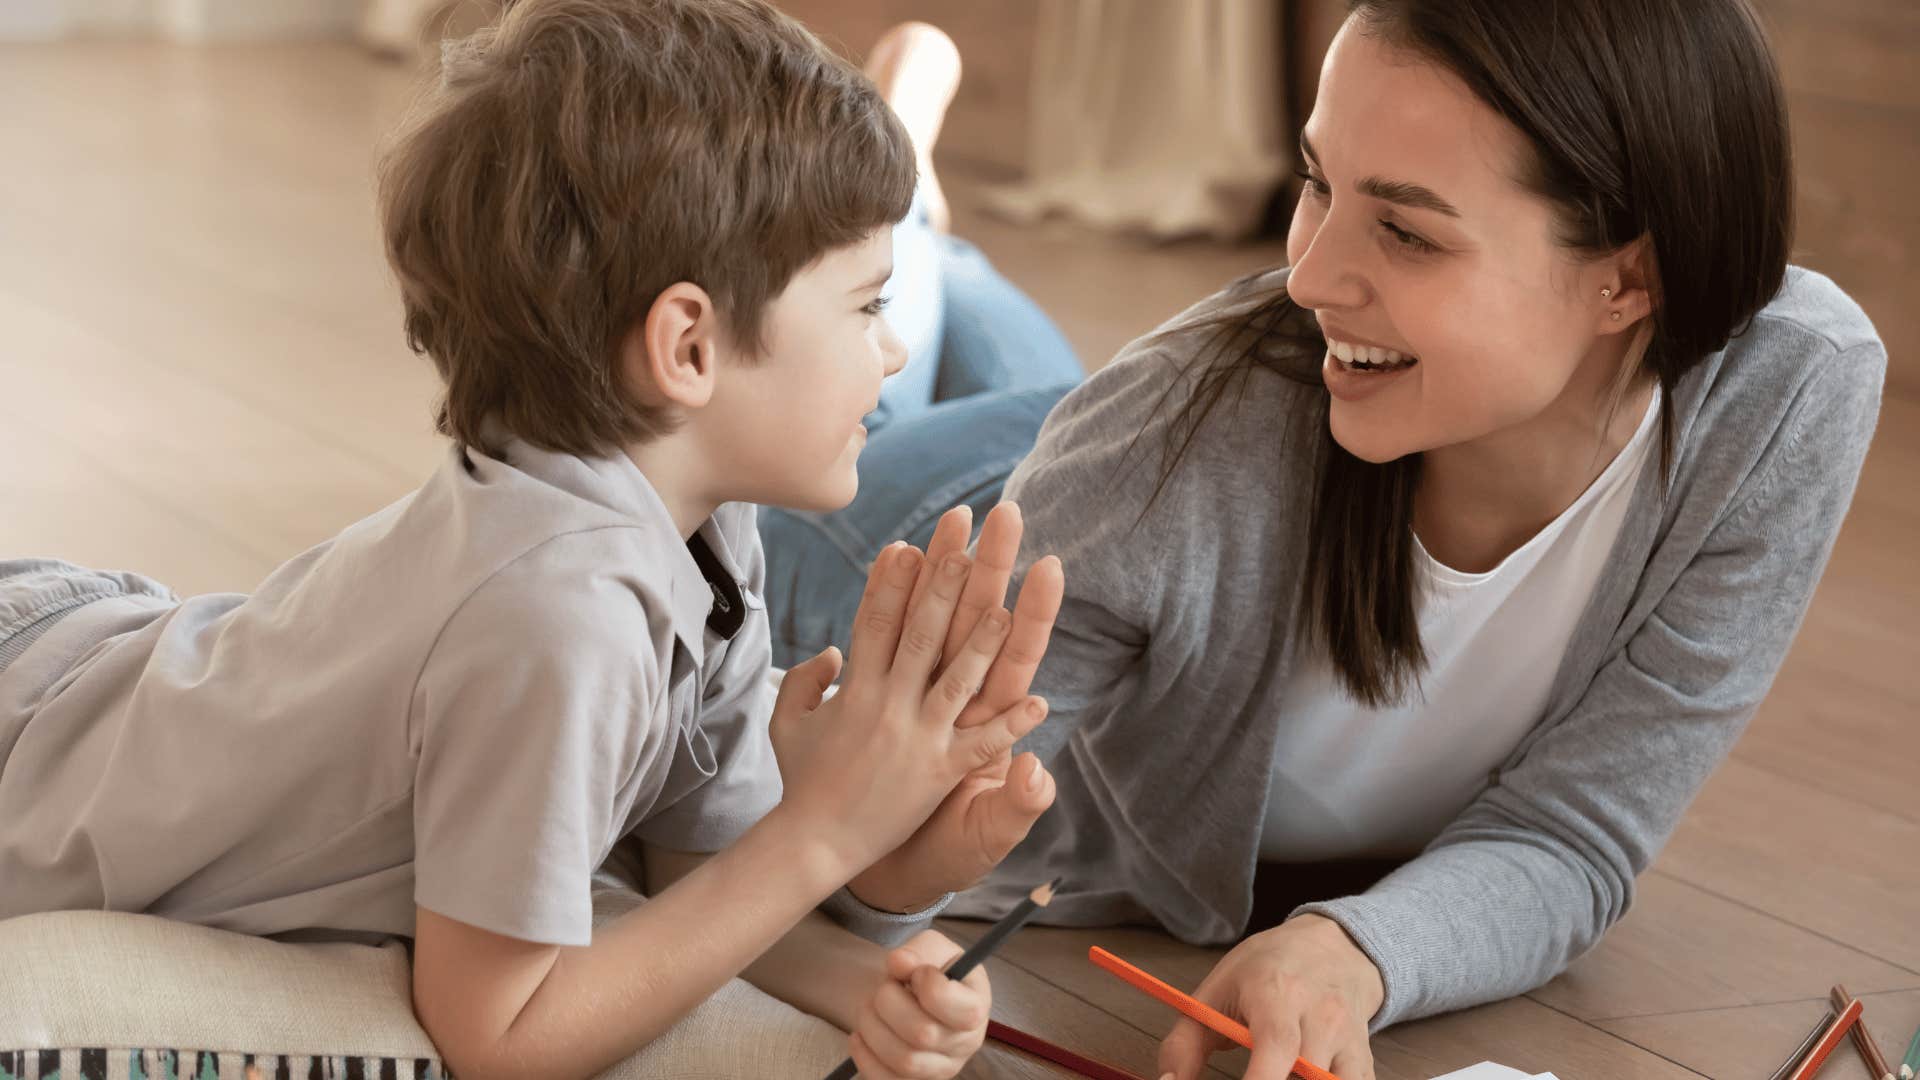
[948,266,1885,1030]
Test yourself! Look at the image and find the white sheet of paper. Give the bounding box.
[1430,1065,1559,1080]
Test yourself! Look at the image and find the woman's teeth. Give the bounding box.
[1327,337,1418,372]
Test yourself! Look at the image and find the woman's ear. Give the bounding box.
[622,282,720,410]
[1598,235,1658,335]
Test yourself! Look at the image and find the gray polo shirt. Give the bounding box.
[0,437,809,946]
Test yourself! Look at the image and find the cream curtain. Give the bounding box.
[987,0,1292,241]
[360,0,500,57]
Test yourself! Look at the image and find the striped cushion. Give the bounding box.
[0,1049,444,1080]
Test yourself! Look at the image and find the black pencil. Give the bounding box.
[823,878,1061,1080]
[1769,1009,1838,1080]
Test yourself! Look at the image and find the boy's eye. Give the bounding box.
[862,296,890,317]
[1293,168,1330,200]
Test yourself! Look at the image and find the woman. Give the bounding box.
[762,2,1886,1077]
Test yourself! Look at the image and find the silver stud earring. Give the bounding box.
[1611,312,1622,321]
[1600,287,1613,298]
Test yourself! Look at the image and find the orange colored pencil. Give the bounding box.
[1089,946,1342,1080]
[1788,997,1867,1080]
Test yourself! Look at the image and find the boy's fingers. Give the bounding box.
[909,963,990,1031]
[847,1031,902,1080]
[841,543,897,680]
[846,544,923,684]
[896,929,966,971]
[970,554,1063,727]
[770,647,840,724]
[885,944,922,983]
[941,502,1021,661]
[890,552,969,691]
[861,992,942,1071]
[908,506,971,616]
[875,976,962,1057]
[923,607,1009,726]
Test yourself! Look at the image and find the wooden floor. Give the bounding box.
[0,41,1914,1080]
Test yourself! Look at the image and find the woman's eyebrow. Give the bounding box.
[1300,131,1464,219]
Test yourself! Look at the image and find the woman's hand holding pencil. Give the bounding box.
[1153,914,1382,1080]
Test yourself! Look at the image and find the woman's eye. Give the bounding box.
[862,297,890,317]
[1293,168,1330,200]
[1381,220,1438,253]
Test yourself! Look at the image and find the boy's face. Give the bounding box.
[707,228,907,512]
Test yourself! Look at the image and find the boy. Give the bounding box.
[0,1,1067,1077]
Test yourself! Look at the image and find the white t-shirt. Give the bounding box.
[1260,390,1661,862]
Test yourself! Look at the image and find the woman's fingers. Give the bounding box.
[967,554,1063,726]
[1295,994,1361,1076]
[1243,1023,1307,1080]
[1157,1015,1231,1080]
[1300,991,1375,1080]
[949,696,1047,774]
[1330,1042,1379,1080]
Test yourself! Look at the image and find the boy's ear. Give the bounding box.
[623,282,720,410]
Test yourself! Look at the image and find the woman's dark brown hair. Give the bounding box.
[1143,0,1794,706]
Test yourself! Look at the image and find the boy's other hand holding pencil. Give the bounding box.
[847,503,1066,914]
[846,929,994,1080]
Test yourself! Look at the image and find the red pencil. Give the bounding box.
[1090,946,1342,1080]
[1789,997,1867,1080]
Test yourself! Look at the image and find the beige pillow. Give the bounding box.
[0,879,849,1079]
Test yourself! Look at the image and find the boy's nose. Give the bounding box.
[880,321,909,378]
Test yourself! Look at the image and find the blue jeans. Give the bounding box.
[757,210,1083,668]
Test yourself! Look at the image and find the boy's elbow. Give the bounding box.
[411,977,514,1080]
[410,905,570,1080]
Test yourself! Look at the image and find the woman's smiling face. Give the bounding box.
[1284,18,1639,465]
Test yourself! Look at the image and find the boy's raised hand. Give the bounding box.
[767,535,1049,880]
[847,930,991,1080]
[849,503,1066,914]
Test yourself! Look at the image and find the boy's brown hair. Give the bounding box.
[378,0,916,455]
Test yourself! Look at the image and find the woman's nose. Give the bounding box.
[1285,213,1370,314]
